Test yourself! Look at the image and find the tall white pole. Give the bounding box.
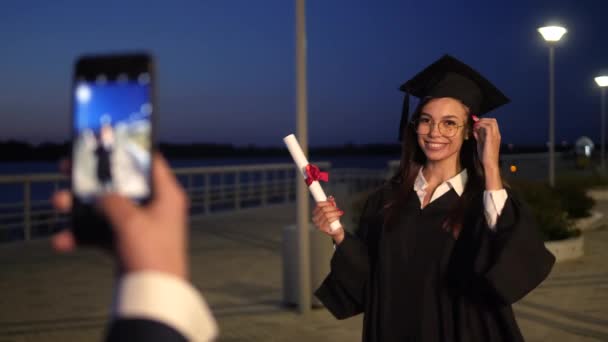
[602,88,606,171]
[538,26,566,186]
[548,46,556,187]
[295,0,311,314]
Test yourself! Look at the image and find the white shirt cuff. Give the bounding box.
[114,271,218,342]
[483,189,508,231]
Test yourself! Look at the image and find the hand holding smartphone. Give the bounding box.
[71,53,156,246]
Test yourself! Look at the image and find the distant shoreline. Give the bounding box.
[0,140,569,162]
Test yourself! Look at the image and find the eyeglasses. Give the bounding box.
[411,117,465,138]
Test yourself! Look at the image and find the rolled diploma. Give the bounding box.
[283,134,342,231]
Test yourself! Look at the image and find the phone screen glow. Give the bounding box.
[72,78,152,203]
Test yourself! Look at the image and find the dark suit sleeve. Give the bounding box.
[105,318,188,342]
[314,195,377,319]
[472,191,556,305]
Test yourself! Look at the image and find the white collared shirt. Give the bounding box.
[414,168,508,230]
[114,271,218,341]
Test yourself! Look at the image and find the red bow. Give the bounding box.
[305,164,329,186]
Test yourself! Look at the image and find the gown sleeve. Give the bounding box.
[314,193,379,319]
[467,189,556,305]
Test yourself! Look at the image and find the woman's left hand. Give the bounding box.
[472,116,501,170]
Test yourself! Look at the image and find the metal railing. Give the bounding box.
[330,168,388,194]
[0,173,68,241]
[3,153,583,242]
[5,152,586,243]
[0,161,388,243]
[173,163,320,218]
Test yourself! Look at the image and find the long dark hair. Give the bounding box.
[385,97,486,239]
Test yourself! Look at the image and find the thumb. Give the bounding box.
[97,194,140,233]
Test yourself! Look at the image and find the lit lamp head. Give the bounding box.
[538,26,567,43]
[595,76,608,88]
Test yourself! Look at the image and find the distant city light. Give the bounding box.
[96,74,108,85]
[138,73,151,85]
[117,73,128,83]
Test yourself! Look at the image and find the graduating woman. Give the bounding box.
[312,55,555,342]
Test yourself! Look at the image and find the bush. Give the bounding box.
[554,182,595,218]
[509,180,579,241]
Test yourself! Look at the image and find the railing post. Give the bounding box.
[284,170,290,203]
[185,174,193,214]
[235,172,241,210]
[204,174,211,214]
[261,170,267,206]
[53,181,59,228]
[187,174,193,195]
[23,181,31,241]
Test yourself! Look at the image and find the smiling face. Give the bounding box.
[416,97,469,168]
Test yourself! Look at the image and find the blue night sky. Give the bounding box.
[0,0,607,147]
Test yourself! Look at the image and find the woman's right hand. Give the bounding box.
[312,196,345,245]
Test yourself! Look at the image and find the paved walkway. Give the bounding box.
[0,201,607,342]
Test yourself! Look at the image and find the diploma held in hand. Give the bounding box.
[283,134,342,232]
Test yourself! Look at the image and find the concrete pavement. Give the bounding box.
[0,201,607,341]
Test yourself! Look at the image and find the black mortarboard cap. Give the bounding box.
[398,54,510,140]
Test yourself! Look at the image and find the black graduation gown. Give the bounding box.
[315,183,555,342]
[105,319,187,342]
[96,144,113,184]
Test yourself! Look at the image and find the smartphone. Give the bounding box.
[71,53,156,246]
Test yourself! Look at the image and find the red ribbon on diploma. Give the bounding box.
[305,164,329,186]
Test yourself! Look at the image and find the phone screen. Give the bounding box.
[72,74,153,204]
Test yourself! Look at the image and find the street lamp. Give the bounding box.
[538,25,567,187]
[595,75,608,171]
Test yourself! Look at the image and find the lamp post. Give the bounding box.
[595,75,608,171]
[295,0,311,314]
[538,25,567,187]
